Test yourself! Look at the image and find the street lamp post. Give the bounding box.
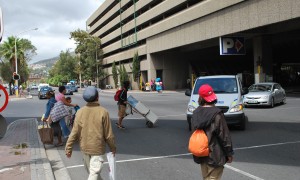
[14,28,38,97]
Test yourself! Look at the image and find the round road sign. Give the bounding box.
[0,84,9,112]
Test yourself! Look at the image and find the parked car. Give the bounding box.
[70,85,78,92]
[38,86,53,99]
[243,82,286,108]
[64,85,73,95]
[185,75,248,130]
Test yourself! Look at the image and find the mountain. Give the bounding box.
[31,56,59,68]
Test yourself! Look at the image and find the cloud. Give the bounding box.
[0,0,104,63]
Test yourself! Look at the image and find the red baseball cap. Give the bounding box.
[198,84,217,102]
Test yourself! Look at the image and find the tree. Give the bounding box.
[70,29,106,87]
[0,36,36,94]
[48,50,77,86]
[132,52,140,82]
[112,61,118,88]
[118,64,129,88]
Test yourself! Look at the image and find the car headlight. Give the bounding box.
[262,95,269,99]
[187,105,196,113]
[229,104,243,113]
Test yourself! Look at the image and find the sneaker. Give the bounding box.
[115,123,125,129]
[118,125,125,129]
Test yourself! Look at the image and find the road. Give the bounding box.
[2,91,300,180]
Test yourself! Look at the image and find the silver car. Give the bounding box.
[243,82,286,108]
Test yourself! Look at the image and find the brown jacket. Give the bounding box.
[191,106,234,167]
[65,102,116,155]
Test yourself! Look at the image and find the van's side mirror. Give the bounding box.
[185,89,191,96]
[241,87,248,95]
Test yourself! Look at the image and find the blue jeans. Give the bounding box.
[59,118,70,138]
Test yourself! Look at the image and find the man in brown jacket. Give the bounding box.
[191,84,234,180]
[65,86,116,180]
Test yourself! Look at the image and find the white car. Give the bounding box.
[243,82,286,108]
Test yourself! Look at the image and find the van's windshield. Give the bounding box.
[193,78,238,94]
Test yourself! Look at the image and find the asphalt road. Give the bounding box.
[2,91,300,180]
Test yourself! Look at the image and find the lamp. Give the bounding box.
[14,28,38,97]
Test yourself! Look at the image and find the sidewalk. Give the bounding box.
[78,88,185,94]
[0,118,54,180]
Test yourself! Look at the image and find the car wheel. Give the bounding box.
[187,117,192,131]
[270,97,274,108]
[281,96,286,105]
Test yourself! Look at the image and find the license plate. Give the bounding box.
[248,100,258,103]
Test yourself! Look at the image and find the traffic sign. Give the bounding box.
[219,36,245,55]
[13,73,20,80]
[0,84,9,112]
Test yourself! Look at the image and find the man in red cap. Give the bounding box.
[191,84,234,180]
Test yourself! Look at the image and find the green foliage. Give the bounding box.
[48,50,77,86]
[0,36,36,94]
[118,64,129,88]
[0,61,13,83]
[132,52,140,82]
[48,75,63,86]
[69,29,106,87]
[112,61,118,88]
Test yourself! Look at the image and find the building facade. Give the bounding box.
[87,0,300,89]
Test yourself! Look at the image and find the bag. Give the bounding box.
[114,89,123,101]
[50,101,69,122]
[106,152,116,180]
[38,121,54,144]
[188,129,209,157]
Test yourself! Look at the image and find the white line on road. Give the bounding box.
[225,165,264,180]
[234,140,300,150]
[65,140,300,179]
[0,168,13,173]
[128,113,185,119]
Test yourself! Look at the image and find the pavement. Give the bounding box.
[1,87,299,180]
[0,118,54,180]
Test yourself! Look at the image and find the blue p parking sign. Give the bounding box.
[219,37,245,55]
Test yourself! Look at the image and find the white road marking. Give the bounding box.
[157,114,186,118]
[128,113,185,119]
[65,140,300,179]
[235,141,300,150]
[225,165,264,180]
[0,168,13,173]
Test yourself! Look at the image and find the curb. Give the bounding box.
[34,119,55,180]
[45,145,72,180]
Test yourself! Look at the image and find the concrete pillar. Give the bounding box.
[253,36,273,83]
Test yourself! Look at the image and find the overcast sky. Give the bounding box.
[0,0,104,64]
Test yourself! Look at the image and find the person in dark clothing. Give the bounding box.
[43,90,63,146]
[116,80,130,129]
[191,84,234,180]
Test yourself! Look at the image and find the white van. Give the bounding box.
[38,83,49,91]
[186,75,248,131]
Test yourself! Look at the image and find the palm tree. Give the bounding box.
[0,36,36,94]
